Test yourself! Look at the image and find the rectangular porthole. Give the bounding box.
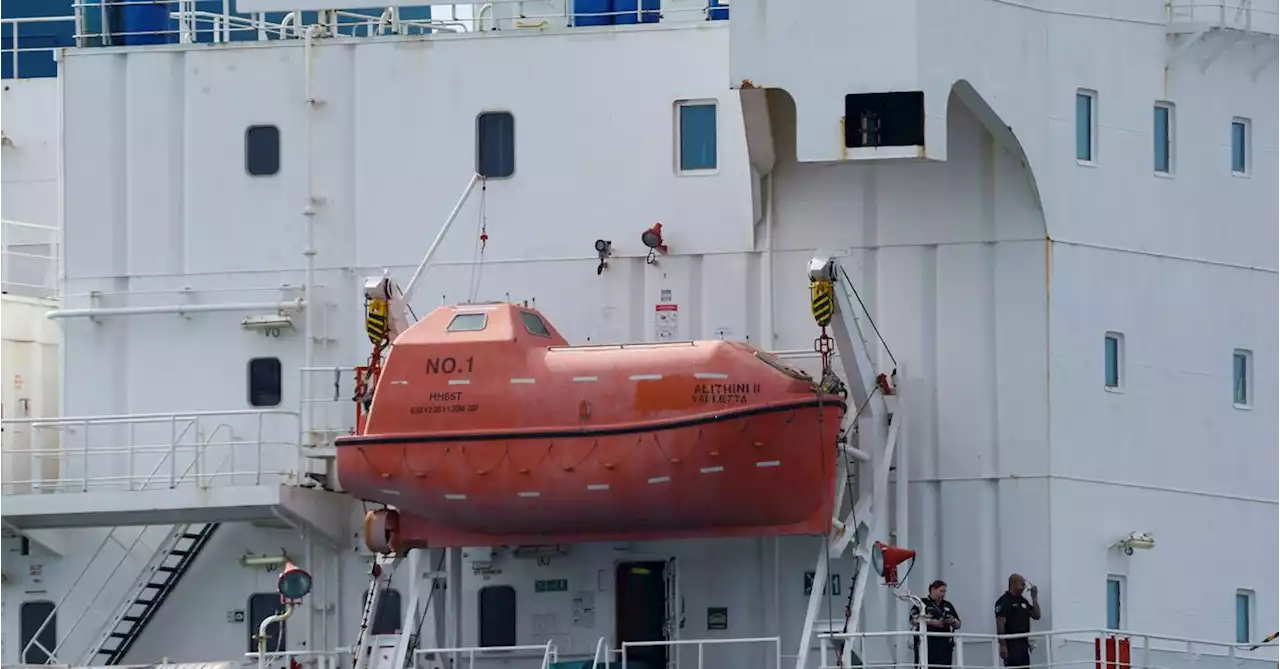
[1153,102,1173,175]
[245,125,280,176]
[477,111,515,179]
[676,100,718,173]
[1232,349,1252,408]
[1231,117,1250,176]
[1076,89,1097,164]
[1104,332,1124,391]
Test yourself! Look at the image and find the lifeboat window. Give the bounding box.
[20,600,55,664]
[248,357,282,407]
[361,588,404,635]
[754,351,812,382]
[447,313,488,332]
[478,585,517,647]
[247,593,288,652]
[520,311,551,338]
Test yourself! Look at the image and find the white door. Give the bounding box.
[663,559,680,669]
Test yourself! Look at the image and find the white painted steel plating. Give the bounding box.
[1,219,59,298]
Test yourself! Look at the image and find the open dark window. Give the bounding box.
[478,585,516,647]
[21,601,56,664]
[248,357,282,407]
[476,112,515,178]
[245,125,280,176]
[248,593,287,652]
[843,92,924,149]
[361,588,404,635]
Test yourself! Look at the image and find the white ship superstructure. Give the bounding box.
[0,1,1276,668]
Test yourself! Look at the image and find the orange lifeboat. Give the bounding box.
[335,303,846,550]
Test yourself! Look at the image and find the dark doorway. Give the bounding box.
[615,561,668,669]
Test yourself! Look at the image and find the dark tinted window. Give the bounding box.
[248,593,287,652]
[476,112,515,178]
[520,311,551,338]
[248,357,282,407]
[361,588,404,635]
[478,585,516,647]
[447,313,488,332]
[21,601,55,664]
[246,125,280,176]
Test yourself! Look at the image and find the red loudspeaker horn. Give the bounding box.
[871,541,916,585]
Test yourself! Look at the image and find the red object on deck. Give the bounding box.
[335,303,846,550]
[1096,635,1132,669]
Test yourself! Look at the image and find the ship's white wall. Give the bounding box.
[17,3,1276,663]
[735,0,1278,642]
[49,25,1061,660]
[1,77,59,228]
[1037,17,1278,642]
[1,296,61,492]
[765,88,1051,636]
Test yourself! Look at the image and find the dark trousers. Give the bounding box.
[914,639,954,669]
[1004,640,1032,669]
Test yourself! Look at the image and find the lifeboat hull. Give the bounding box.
[334,303,847,547]
[338,399,844,547]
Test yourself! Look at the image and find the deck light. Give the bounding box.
[277,562,313,601]
[870,541,915,586]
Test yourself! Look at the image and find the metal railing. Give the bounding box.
[1,219,59,299]
[621,637,783,669]
[817,628,1279,669]
[414,641,560,669]
[1167,0,1280,33]
[0,409,302,494]
[3,0,728,75]
[246,649,351,669]
[300,365,360,448]
[0,16,74,78]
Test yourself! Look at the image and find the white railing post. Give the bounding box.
[81,418,90,491]
[169,415,178,487]
[10,21,17,78]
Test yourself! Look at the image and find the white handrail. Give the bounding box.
[1,410,301,494]
[621,636,782,669]
[413,641,558,669]
[816,628,1279,669]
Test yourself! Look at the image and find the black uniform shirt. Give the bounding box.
[994,592,1034,636]
[910,598,960,646]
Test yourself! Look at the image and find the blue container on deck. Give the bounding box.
[119,0,171,45]
[708,0,729,20]
[573,0,613,26]
[612,0,659,25]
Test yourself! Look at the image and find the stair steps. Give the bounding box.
[90,522,220,665]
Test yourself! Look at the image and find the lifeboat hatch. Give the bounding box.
[616,560,671,669]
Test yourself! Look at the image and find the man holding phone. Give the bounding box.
[994,573,1041,669]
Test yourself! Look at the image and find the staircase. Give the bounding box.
[87,523,220,665]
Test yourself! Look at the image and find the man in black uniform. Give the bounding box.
[910,580,962,668]
[994,573,1041,669]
